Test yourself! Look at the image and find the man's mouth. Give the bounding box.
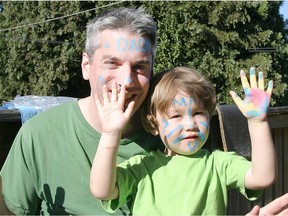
[124,94,137,105]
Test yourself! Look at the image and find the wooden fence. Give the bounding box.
[0,106,288,214]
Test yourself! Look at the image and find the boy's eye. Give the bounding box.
[194,111,208,118]
[195,111,204,115]
[171,114,181,119]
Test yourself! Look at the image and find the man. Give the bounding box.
[1,7,160,215]
[0,6,287,215]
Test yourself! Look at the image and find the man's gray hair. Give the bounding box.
[85,6,157,63]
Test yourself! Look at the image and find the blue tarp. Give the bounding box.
[0,95,76,124]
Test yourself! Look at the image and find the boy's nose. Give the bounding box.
[183,123,197,131]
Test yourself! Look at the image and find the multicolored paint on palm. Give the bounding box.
[230,67,273,121]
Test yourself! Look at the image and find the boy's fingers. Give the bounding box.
[266,80,273,96]
[258,71,264,90]
[102,85,109,103]
[94,93,103,111]
[249,67,257,89]
[118,84,126,105]
[111,82,118,102]
[124,101,135,118]
[230,91,243,108]
[240,70,250,96]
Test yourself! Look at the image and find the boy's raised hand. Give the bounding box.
[95,82,135,134]
[230,67,273,122]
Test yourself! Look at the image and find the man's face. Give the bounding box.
[82,29,153,115]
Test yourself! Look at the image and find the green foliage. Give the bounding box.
[0,1,287,106]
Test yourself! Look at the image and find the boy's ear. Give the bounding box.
[146,114,159,136]
[151,129,159,136]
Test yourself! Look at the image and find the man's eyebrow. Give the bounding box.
[134,60,151,65]
[101,55,121,61]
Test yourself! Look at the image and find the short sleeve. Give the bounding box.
[214,150,262,201]
[0,126,40,214]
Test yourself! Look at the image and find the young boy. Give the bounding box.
[90,66,277,214]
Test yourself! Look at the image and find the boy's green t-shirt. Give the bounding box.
[0,100,162,215]
[103,149,262,215]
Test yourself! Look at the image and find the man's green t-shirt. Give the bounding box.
[0,101,161,215]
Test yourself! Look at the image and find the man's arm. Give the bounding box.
[0,176,13,214]
[230,67,277,189]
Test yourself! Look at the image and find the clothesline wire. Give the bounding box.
[0,1,124,33]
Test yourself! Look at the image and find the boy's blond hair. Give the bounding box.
[141,66,217,134]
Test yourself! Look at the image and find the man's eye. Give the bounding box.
[133,65,148,74]
[105,60,116,65]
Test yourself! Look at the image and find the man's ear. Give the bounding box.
[82,52,90,80]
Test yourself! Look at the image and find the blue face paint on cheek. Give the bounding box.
[162,119,169,132]
[188,141,199,152]
[200,121,209,130]
[124,76,132,84]
[172,134,185,145]
[199,132,205,142]
[103,42,110,48]
[166,125,182,138]
[97,76,105,85]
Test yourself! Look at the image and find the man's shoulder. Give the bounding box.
[20,101,77,131]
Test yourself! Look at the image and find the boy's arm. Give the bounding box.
[90,83,135,200]
[230,67,277,189]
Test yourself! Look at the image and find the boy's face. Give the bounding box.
[155,93,210,156]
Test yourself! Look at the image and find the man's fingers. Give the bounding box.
[245,205,260,216]
[260,193,288,215]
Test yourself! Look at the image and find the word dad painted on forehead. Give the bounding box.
[103,38,151,53]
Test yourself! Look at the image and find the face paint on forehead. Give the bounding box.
[115,37,151,53]
[173,97,187,106]
[173,96,194,107]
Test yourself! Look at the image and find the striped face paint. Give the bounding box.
[156,93,210,156]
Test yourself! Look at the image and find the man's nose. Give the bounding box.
[122,66,134,86]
